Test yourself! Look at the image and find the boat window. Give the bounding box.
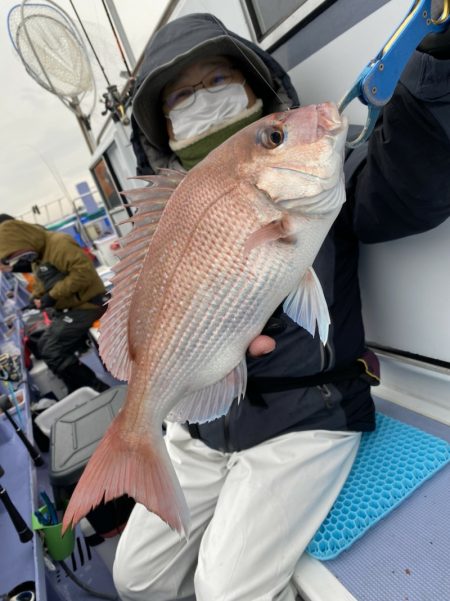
[245,0,330,39]
[91,155,122,211]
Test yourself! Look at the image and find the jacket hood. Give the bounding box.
[0,220,46,262]
[131,13,299,172]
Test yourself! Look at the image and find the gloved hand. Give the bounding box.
[39,293,56,309]
[418,0,450,58]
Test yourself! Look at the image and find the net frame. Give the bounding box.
[7,0,97,119]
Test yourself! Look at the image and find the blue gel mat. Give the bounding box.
[306,412,450,560]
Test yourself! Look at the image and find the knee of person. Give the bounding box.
[195,568,227,601]
[37,344,65,373]
[113,557,142,601]
[42,356,62,374]
[113,547,170,601]
[36,340,50,362]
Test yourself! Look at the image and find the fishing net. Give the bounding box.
[7,1,96,111]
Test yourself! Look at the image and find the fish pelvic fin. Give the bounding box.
[167,358,247,424]
[283,267,330,344]
[62,413,190,537]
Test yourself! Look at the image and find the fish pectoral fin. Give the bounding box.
[244,213,295,257]
[283,267,330,344]
[166,358,247,424]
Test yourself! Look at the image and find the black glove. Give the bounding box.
[39,293,56,309]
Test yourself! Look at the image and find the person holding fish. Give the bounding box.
[61,10,449,601]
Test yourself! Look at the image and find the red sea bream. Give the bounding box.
[63,102,349,536]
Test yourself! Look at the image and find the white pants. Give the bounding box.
[113,423,360,601]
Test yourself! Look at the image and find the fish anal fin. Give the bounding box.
[283,267,330,344]
[62,412,190,537]
[167,358,247,424]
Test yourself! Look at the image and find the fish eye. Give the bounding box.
[258,126,285,149]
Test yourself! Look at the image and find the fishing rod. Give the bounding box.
[0,464,33,543]
[0,394,44,467]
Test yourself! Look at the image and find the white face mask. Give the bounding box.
[168,83,249,141]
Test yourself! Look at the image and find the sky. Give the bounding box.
[0,0,168,220]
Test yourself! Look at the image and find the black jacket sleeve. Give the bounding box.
[351,51,450,243]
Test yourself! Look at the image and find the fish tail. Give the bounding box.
[62,413,190,537]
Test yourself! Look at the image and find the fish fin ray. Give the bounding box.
[156,167,185,181]
[244,213,294,257]
[166,358,247,424]
[283,267,330,344]
[100,170,184,378]
[128,169,184,188]
[62,413,190,537]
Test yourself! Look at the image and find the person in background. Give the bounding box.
[113,12,450,601]
[0,215,110,393]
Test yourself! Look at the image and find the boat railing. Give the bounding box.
[17,187,104,229]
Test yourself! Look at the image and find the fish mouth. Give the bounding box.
[315,102,346,134]
[282,102,347,140]
[277,102,348,153]
[270,107,348,185]
[254,103,348,211]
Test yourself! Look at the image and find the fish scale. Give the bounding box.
[131,184,270,374]
[63,103,348,536]
[145,188,284,392]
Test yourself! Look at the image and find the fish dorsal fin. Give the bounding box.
[132,168,185,186]
[283,267,330,344]
[99,170,185,380]
[166,358,247,424]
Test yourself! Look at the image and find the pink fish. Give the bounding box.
[62,103,348,536]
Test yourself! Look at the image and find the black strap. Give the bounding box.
[246,361,365,396]
[188,352,381,436]
[246,350,380,407]
[188,361,368,435]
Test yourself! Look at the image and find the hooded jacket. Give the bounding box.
[131,13,297,174]
[0,220,106,310]
[130,13,450,452]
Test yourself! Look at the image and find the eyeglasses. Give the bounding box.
[164,65,244,111]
